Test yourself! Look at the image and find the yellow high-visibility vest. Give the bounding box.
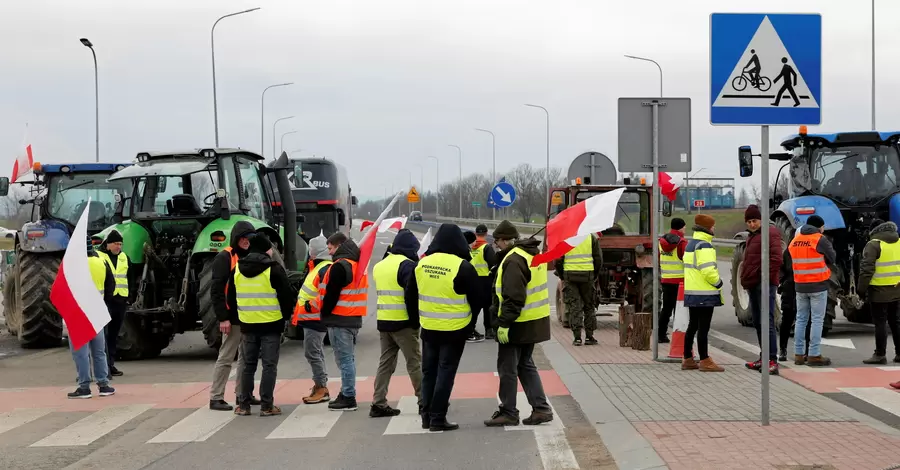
[871,239,900,286]
[660,241,684,280]
[495,247,550,322]
[373,253,409,321]
[234,267,282,324]
[97,251,129,297]
[683,231,722,306]
[414,253,471,331]
[294,260,332,322]
[564,236,593,272]
[470,245,490,276]
[89,256,106,295]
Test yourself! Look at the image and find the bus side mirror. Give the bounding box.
[662,199,673,217]
[738,146,753,177]
[337,209,346,226]
[0,177,9,196]
[351,195,358,206]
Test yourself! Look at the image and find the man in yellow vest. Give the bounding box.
[556,231,602,345]
[406,224,480,431]
[294,233,332,405]
[857,219,900,365]
[95,230,128,378]
[371,229,422,418]
[483,221,553,427]
[232,234,296,417]
[465,225,498,341]
[67,247,116,399]
[658,218,687,344]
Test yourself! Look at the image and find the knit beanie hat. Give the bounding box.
[744,204,762,221]
[464,231,476,245]
[249,233,272,254]
[492,220,520,240]
[104,229,123,245]
[694,214,716,231]
[807,215,825,228]
[308,231,331,261]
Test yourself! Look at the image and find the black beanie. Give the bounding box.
[104,230,123,245]
[249,233,272,254]
[807,215,825,228]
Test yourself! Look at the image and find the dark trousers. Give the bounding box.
[684,307,714,360]
[749,285,778,361]
[420,339,465,420]
[104,302,125,368]
[497,343,551,418]
[660,283,680,339]
[473,278,494,331]
[240,332,281,410]
[779,287,810,355]
[471,304,492,332]
[870,300,900,357]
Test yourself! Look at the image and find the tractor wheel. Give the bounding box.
[3,264,20,336]
[774,216,795,251]
[731,243,753,326]
[16,252,63,348]
[116,315,162,360]
[639,268,655,313]
[198,257,223,349]
[556,281,569,328]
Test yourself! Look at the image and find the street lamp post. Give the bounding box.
[272,116,294,158]
[524,104,550,221]
[624,54,664,97]
[260,82,293,158]
[448,145,462,218]
[474,128,496,219]
[80,38,99,162]
[280,131,298,155]
[427,156,439,217]
[872,0,876,130]
[211,7,260,147]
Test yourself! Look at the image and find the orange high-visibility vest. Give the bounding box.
[292,261,331,325]
[223,246,240,311]
[318,259,369,317]
[789,232,831,284]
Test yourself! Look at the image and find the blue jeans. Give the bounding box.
[328,327,358,398]
[70,334,110,389]
[795,290,828,357]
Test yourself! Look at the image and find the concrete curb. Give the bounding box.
[540,337,668,470]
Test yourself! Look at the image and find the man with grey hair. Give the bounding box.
[294,232,333,404]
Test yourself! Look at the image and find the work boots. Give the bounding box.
[806,355,832,367]
[681,358,699,370]
[794,354,807,365]
[302,385,330,404]
[698,357,725,372]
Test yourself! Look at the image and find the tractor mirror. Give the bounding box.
[662,199,673,217]
[738,146,753,177]
[351,195,358,206]
[0,177,9,196]
[337,209,346,226]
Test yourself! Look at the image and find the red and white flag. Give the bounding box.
[659,171,679,202]
[355,191,404,285]
[361,216,406,233]
[11,126,34,183]
[50,198,111,350]
[417,227,433,259]
[531,188,625,266]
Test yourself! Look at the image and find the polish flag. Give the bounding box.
[531,188,626,266]
[417,227,433,259]
[11,127,34,183]
[49,198,111,350]
[355,191,404,285]
[660,172,679,202]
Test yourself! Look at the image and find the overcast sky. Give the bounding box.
[1,0,892,200]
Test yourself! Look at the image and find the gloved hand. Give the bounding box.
[497,327,510,344]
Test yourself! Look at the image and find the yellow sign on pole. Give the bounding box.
[407,186,420,203]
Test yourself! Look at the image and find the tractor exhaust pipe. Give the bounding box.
[273,151,297,270]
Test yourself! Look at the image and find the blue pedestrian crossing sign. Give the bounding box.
[710,13,821,126]
[489,181,516,208]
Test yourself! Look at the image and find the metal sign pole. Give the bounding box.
[650,100,661,361]
[760,125,771,426]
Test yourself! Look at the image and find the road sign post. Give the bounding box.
[489,181,516,208]
[711,12,821,427]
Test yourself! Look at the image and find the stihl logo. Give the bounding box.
[792,240,812,247]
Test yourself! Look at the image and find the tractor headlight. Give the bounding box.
[136,153,150,162]
[634,244,646,255]
[116,165,125,171]
[60,165,71,173]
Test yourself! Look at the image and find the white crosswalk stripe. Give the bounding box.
[0,408,54,436]
[499,392,579,469]
[147,407,236,444]
[384,395,431,435]
[266,403,341,439]
[840,387,900,419]
[31,404,153,447]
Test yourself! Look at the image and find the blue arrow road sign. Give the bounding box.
[489,181,516,208]
[710,13,821,126]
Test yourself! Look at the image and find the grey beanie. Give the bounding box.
[308,231,331,261]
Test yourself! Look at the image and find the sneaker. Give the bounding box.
[572,338,582,346]
[484,410,519,427]
[768,360,779,376]
[485,328,496,340]
[260,406,282,417]
[467,331,485,343]
[234,406,251,416]
[745,359,762,371]
[109,366,124,377]
[584,337,598,346]
[98,385,116,397]
[778,351,788,362]
[522,411,553,426]
[328,393,358,411]
[864,355,887,365]
[369,404,401,418]
[302,385,330,404]
[209,400,234,411]
[67,387,92,399]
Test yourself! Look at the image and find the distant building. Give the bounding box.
[678,177,735,211]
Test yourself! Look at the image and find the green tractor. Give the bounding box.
[96,149,304,360]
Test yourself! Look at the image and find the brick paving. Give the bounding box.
[635,421,900,470]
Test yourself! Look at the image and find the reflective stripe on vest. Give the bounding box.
[495,247,551,323]
[97,251,129,296]
[223,246,239,311]
[373,253,409,321]
[683,232,719,297]
[564,236,593,272]
[414,253,471,331]
[871,239,900,286]
[292,260,332,324]
[234,267,281,324]
[659,240,684,280]
[89,256,106,295]
[470,244,490,276]
[318,259,369,316]
[789,232,831,284]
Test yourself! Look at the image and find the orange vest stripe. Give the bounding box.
[223,246,239,311]
[292,272,326,324]
[789,232,830,284]
[318,260,369,317]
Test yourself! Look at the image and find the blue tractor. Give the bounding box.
[2,162,131,348]
[733,129,894,334]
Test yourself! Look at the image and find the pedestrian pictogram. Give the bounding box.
[407,186,420,203]
[710,13,821,125]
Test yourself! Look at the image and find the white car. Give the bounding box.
[0,227,15,239]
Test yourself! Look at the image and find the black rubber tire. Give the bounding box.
[116,315,162,360]
[16,252,63,348]
[639,268,655,313]
[3,264,19,336]
[198,257,222,349]
[731,243,753,326]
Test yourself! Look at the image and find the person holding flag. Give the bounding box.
[94,230,129,378]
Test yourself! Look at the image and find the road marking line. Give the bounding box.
[497,393,578,469]
[266,404,341,439]
[877,366,900,372]
[31,404,152,447]
[147,406,235,443]
[784,365,838,373]
[500,392,564,431]
[0,408,53,436]
[384,395,430,435]
[840,387,900,419]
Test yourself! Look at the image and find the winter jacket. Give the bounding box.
[793,224,837,294]
[472,238,498,308]
[212,221,255,324]
[95,245,130,309]
[492,238,551,344]
[554,234,602,282]
[320,239,364,329]
[659,230,687,285]
[858,221,900,303]
[740,223,783,289]
[227,251,296,335]
[299,259,332,333]
[378,229,421,333]
[405,224,479,344]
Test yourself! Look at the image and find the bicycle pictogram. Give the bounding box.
[732,70,772,92]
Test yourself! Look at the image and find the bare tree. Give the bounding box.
[749,184,761,204]
[737,188,750,208]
